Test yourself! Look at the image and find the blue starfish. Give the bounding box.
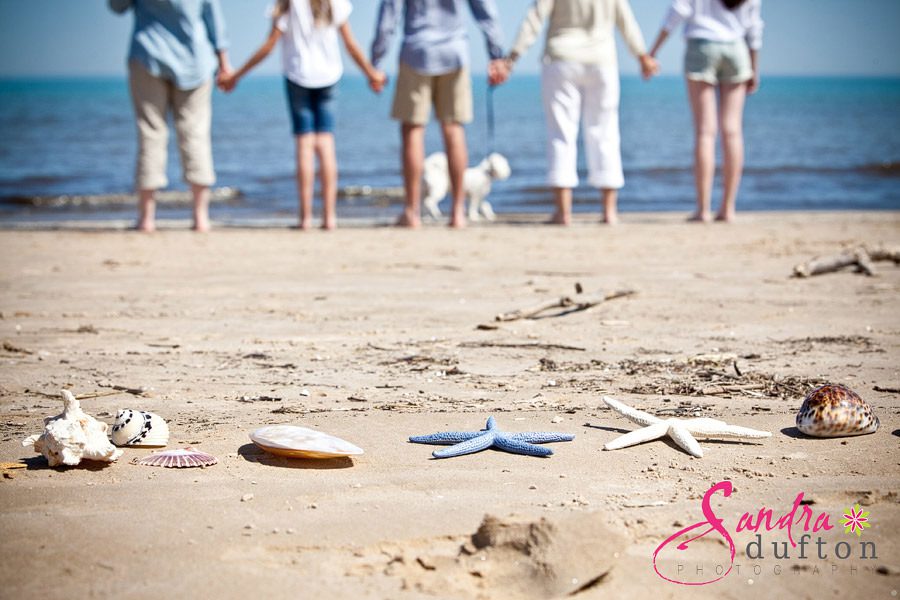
[409,416,575,458]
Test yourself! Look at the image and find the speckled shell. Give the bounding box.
[136,448,217,468]
[796,384,879,438]
[110,409,169,447]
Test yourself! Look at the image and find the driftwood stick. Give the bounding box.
[792,248,875,278]
[866,245,900,264]
[459,341,587,352]
[495,289,636,322]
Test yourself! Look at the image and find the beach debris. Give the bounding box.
[2,341,33,355]
[492,287,636,323]
[601,396,771,458]
[792,245,899,278]
[249,425,363,459]
[796,384,879,437]
[96,379,150,397]
[459,341,586,352]
[110,409,169,447]
[136,447,218,468]
[409,416,574,459]
[22,390,124,467]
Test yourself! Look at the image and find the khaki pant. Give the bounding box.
[390,63,473,125]
[128,61,215,190]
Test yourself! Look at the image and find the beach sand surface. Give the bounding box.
[1,212,898,599]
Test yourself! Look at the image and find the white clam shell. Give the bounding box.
[250,425,364,459]
[22,390,123,467]
[110,409,169,447]
[136,448,217,468]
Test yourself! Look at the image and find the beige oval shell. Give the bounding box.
[250,425,364,459]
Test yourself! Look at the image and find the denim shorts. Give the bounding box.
[684,39,752,85]
[285,79,336,135]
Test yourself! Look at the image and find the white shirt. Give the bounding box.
[276,0,352,88]
[662,0,763,51]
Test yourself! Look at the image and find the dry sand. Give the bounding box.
[0,212,898,599]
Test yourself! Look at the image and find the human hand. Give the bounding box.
[217,71,238,93]
[368,70,387,94]
[747,71,760,95]
[640,54,659,80]
[488,58,510,87]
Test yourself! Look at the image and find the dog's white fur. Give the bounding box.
[422,152,511,221]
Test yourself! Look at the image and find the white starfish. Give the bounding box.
[601,396,771,458]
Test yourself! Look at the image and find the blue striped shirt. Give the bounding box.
[372,0,504,76]
[109,0,228,90]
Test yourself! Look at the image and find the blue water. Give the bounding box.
[0,75,898,222]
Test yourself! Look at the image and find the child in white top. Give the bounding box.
[220,0,386,230]
[649,0,763,223]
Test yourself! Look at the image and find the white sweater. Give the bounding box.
[510,0,647,67]
[662,0,763,51]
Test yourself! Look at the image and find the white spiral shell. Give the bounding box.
[111,409,169,447]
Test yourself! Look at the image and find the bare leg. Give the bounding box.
[601,188,618,225]
[137,189,156,232]
[399,123,424,228]
[550,187,572,225]
[190,184,210,232]
[315,133,338,230]
[687,80,717,223]
[295,134,316,230]
[440,121,468,229]
[716,82,748,223]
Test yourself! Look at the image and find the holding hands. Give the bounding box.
[640,54,660,80]
[488,58,511,86]
[367,69,388,94]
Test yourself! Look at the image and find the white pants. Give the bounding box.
[541,61,624,189]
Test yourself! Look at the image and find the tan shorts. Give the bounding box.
[391,62,473,125]
[129,61,215,190]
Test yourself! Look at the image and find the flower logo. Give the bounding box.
[840,504,871,536]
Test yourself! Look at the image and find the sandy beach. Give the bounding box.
[1,211,898,599]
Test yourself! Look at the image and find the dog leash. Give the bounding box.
[486,84,496,156]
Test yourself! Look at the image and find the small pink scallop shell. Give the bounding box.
[136,447,218,468]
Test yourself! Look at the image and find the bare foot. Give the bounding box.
[192,219,210,233]
[449,208,467,229]
[547,211,570,226]
[602,211,619,226]
[688,211,712,223]
[715,211,735,223]
[396,209,421,229]
[135,219,156,233]
[297,219,313,231]
[321,219,336,231]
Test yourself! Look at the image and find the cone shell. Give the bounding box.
[250,425,363,459]
[136,447,217,468]
[111,409,169,447]
[796,384,879,438]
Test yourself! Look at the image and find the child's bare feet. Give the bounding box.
[602,209,619,225]
[715,210,735,223]
[688,211,712,223]
[396,209,421,229]
[297,219,313,231]
[321,217,336,231]
[192,218,210,233]
[548,211,570,225]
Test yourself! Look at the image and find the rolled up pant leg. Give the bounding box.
[582,65,624,190]
[172,80,215,187]
[541,61,582,189]
[129,61,170,190]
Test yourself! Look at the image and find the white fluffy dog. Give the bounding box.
[422,152,511,221]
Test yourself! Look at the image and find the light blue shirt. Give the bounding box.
[109,0,228,90]
[372,0,504,76]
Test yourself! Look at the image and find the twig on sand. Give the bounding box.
[459,341,586,352]
[96,380,151,396]
[494,289,636,323]
[792,245,898,278]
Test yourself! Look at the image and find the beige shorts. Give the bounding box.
[391,62,473,125]
[129,61,215,190]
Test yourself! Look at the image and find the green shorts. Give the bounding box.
[684,39,752,85]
